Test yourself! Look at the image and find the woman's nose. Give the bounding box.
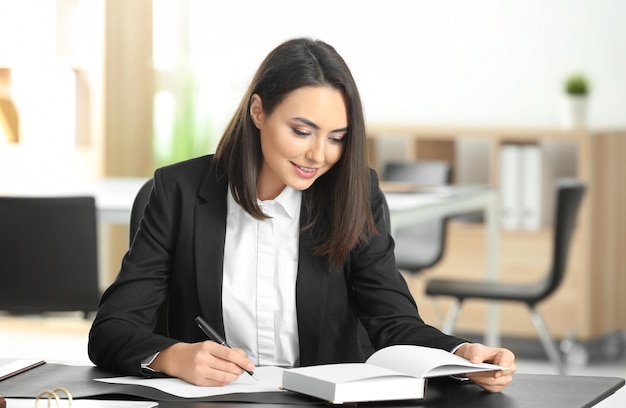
[305,137,325,163]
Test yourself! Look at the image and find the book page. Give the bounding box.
[283,363,416,384]
[366,345,504,378]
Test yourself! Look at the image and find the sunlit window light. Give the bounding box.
[152,0,177,71]
[153,90,176,164]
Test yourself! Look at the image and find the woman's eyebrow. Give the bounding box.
[293,117,348,133]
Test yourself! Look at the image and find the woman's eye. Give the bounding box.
[330,134,346,143]
[292,128,310,137]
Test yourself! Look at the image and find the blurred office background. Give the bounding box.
[1,0,625,405]
[2,0,626,180]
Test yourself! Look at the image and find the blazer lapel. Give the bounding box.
[296,204,331,365]
[194,171,228,336]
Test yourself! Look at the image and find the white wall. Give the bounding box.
[2,0,624,186]
[192,0,626,134]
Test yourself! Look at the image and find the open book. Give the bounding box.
[281,345,505,404]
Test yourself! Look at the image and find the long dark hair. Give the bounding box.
[214,37,375,268]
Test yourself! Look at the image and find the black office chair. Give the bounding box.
[425,179,586,374]
[383,161,452,274]
[129,178,154,244]
[0,196,100,317]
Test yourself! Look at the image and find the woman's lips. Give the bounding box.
[292,162,319,179]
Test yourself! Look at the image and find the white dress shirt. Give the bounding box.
[222,185,301,367]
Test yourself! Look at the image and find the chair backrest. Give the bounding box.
[383,160,452,272]
[130,179,154,244]
[539,179,586,303]
[381,193,391,235]
[0,196,100,315]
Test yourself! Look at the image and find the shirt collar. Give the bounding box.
[227,185,301,219]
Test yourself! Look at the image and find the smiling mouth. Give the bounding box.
[292,162,317,172]
[291,162,320,178]
[297,165,315,173]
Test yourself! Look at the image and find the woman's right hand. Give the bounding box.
[149,341,256,386]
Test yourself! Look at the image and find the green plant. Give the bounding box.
[564,73,590,96]
[153,73,213,168]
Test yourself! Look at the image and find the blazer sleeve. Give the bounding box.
[349,169,466,352]
[88,166,184,376]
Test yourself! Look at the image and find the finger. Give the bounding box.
[202,342,256,374]
[464,369,507,381]
[460,344,493,363]
[191,366,241,387]
[464,371,495,380]
[184,357,241,386]
[467,373,513,393]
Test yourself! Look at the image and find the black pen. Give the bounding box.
[194,316,258,380]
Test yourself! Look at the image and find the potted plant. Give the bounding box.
[565,73,590,96]
[560,73,591,129]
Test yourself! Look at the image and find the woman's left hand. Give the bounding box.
[453,343,516,393]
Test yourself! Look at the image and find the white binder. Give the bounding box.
[500,144,522,230]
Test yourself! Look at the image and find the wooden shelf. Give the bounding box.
[368,125,626,341]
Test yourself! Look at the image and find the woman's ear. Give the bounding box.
[250,94,264,129]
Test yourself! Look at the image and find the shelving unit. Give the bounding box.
[0,68,19,143]
[367,125,626,343]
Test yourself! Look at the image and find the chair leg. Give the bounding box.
[441,299,462,335]
[530,307,566,375]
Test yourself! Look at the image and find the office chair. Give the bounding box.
[383,161,452,274]
[425,179,586,374]
[129,178,154,244]
[0,196,100,317]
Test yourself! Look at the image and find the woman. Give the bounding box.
[88,37,515,392]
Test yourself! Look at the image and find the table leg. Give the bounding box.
[484,190,500,347]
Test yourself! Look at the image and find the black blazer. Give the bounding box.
[88,155,464,375]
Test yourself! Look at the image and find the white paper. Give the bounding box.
[95,366,285,398]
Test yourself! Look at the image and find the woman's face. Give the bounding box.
[251,86,348,200]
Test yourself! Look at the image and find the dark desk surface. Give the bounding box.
[0,361,623,408]
[155,374,624,408]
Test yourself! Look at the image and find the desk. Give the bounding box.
[384,185,501,347]
[80,178,149,224]
[0,177,148,225]
[1,362,623,408]
[156,375,626,407]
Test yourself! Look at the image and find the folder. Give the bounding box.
[0,359,45,381]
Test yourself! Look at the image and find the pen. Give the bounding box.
[194,316,258,380]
